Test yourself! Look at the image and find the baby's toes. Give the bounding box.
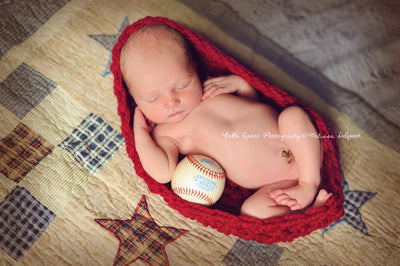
[286,199,299,209]
[290,203,303,211]
[269,189,283,198]
[272,194,292,206]
[312,189,332,208]
[269,191,284,201]
[278,198,291,206]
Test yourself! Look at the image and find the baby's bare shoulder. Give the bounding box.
[152,122,188,142]
[152,123,173,139]
[151,125,179,147]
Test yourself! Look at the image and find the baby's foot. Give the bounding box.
[269,182,318,211]
[311,189,332,208]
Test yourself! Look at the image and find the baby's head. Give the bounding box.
[120,25,203,124]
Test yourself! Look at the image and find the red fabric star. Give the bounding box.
[95,195,188,265]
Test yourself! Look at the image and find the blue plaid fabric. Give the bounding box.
[58,113,124,174]
[0,186,55,260]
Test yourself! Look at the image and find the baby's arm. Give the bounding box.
[202,75,259,100]
[134,107,179,184]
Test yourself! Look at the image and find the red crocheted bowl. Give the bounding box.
[111,16,344,244]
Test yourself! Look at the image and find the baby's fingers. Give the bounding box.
[203,76,223,86]
[134,107,154,132]
[134,107,145,125]
[202,85,220,99]
[203,86,232,99]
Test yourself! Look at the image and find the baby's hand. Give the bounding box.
[134,107,155,133]
[202,75,249,100]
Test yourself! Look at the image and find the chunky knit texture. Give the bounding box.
[111,16,344,244]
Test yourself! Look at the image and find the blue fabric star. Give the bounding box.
[89,17,129,76]
[323,174,376,235]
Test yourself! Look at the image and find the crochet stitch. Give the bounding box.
[111,16,344,244]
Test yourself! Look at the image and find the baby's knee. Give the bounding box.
[240,195,290,219]
[240,191,276,216]
[279,106,308,123]
[240,198,257,216]
[278,106,313,130]
[240,198,262,218]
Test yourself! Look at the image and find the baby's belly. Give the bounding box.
[180,94,299,188]
[214,140,299,189]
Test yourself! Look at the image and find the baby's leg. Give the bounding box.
[240,180,296,219]
[241,181,332,219]
[270,106,322,211]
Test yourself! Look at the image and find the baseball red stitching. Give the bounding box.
[187,155,225,180]
[173,187,214,205]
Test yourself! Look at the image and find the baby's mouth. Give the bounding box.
[169,110,184,117]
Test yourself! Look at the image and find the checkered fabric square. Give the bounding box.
[0,186,56,260]
[0,1,70,59]
[0,122,54,182]
[0,63,56,119]
[223,239,284,265]
[58,113,124,174]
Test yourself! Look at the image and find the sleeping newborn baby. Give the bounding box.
[120,24,330,219]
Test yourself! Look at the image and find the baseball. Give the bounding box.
[171,155,226,206]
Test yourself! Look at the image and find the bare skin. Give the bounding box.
[122,26,331,219]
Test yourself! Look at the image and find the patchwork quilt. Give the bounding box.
[0,0,399,265]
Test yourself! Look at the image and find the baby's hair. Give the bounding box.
[120,24,197,86]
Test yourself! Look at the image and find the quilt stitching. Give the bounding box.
[0,122,54,183]
[0,186,56,260]
[58,113,124,174]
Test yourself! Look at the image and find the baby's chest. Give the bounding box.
[176,118,225,152]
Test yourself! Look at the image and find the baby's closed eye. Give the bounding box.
[174,79,192,91]
[143,95,160,103]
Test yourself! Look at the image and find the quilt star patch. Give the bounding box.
[323,175,376,235]
[89,16,129,76]
[95,195,188,266]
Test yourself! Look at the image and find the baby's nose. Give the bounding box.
[165,94,180,108]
